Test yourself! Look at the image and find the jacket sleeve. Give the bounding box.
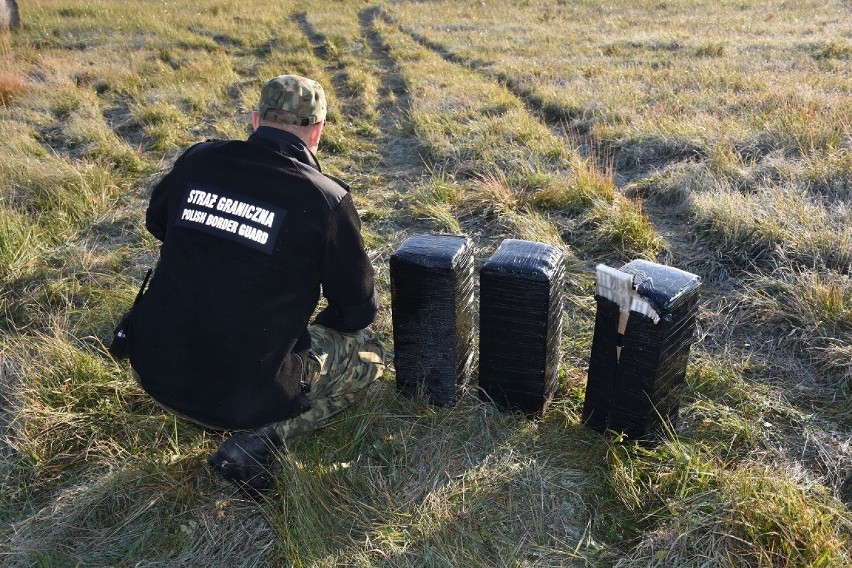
[313,194,379,332]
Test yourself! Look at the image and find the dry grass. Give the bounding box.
[0,71,26,105]
[1,0,850,566]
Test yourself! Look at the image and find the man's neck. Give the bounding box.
[249,126,321,171]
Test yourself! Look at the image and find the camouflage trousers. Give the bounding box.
[270,325,386,442]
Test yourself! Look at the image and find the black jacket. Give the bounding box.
[129,127,378,429]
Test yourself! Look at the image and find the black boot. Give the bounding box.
[207,425,282,497]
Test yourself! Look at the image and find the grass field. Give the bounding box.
[1,0,850,565]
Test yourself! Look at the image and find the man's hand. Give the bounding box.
[207,426,282,497]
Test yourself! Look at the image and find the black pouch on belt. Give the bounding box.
[108,268,152,360]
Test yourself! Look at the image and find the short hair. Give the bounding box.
[257,119,322,140]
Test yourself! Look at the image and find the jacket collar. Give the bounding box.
[248,126,322,172]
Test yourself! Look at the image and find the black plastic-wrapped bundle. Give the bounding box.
[479,239,566,415]
[390,234,475,405]
[583,259,701,440]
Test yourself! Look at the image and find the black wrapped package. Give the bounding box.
[390,234,475,405]
[479,239,566,415]
[583,259,701,440]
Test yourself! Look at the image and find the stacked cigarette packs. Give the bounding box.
[479,239,565,414]
[583,260,701,440]
[390,234,475,405]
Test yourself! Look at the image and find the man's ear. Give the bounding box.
[251,111,260,132]
[309,122,324,151]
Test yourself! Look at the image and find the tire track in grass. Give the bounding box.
[357,6,422,183]
[378,10,601,166]
[297,6,431,223]
[373,7,669,273]
[292,12,363,124]
[381,10,706,185]
[295,7,421,184]
[378,8,714,274]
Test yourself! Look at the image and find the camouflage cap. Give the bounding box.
[258,74,327,126]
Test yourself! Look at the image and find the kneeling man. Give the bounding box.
[126,74,385,494]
